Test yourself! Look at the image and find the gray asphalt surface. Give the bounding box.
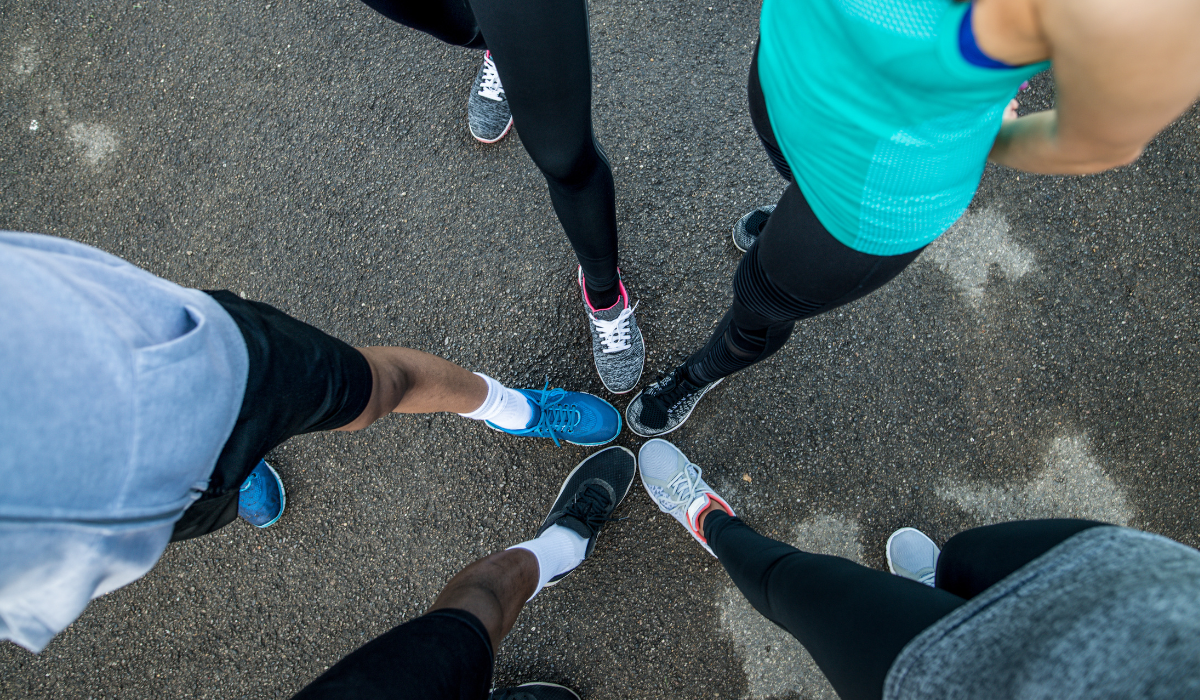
[2,1,1199,699]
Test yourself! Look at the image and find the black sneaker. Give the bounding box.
[731,204,775,253]
[491,682,580,700]
[625,365,723,437]
[536,446,636,585]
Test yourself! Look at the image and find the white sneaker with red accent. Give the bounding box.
[578,267,644,394]
[638,439,735,556]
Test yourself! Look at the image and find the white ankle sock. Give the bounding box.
[457,373,534,430]
[509,525,589,599]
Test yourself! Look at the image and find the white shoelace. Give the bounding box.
[477,54,505,101]
[664,465,703,509]
[591,302,636,353]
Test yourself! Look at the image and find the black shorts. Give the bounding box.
[290,609,494,700]
[170,291,373,542]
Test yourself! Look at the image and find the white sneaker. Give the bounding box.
[886,527,940,587]
[637,439,734,556]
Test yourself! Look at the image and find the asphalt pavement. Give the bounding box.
[2,1,1199,698]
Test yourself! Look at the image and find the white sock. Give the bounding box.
[508,525,589,600]
[457,373,534,429]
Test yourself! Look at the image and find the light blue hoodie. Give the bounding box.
[0,232,248,652]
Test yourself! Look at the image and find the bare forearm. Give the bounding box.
[988,109,1142,175]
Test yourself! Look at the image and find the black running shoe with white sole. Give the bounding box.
[731,204,775,253]
[491,682,581,700]
[535,446,636,585]
[625,365,722,437]
[468,51,513,144]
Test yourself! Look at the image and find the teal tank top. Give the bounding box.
[757,0,1049,255]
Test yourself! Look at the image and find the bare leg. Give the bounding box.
[336,346,488,431]
[428,548,539,653]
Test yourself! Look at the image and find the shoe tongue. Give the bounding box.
[555,513,595,541]
[591,300,624,321]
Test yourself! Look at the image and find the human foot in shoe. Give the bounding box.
[486,381,622,446]
[238,459,286,528]
[578,267,644,394]
[886,527,940,587]
[637,439,734,556]
[534,446,636,585]
[468,51,513,143]
[490,682,580,700]
[731,204,775,253]
[625,364,722,437]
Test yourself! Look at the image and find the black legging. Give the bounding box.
[685,47,923,384]
[705,512,1105,700]
[361,0,620,293]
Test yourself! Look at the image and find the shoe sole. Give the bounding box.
[625,378,723,438]
[539,446,636,587]
[886,526,930,575]
[577,267,644,395]
[731,221,751,253]
[483,392,622,447]
[253,460,286,529]
[471,116,513,144]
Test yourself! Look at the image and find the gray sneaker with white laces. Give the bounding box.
[731,204,775,253]
[638,439,735,556]
[468,51,513,143]
[578,267,644,394]
[886,527,941,587]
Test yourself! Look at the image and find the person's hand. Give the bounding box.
[1002,98,1020,123]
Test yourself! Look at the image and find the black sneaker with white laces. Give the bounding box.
[535,446,636,585]
[731,204,776,253]
[491,682,580,700]
[625,365,723,437]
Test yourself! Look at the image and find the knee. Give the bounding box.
[529,143,604,190]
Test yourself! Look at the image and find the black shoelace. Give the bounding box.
[562,483,619,535]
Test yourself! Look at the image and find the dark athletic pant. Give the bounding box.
[291,609,494,700]
[706,512,1106,700]
[362,0,620,293]
[685,46,923,384]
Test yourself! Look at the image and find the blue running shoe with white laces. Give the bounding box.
[487,382,621,446]
[238,459,285,528]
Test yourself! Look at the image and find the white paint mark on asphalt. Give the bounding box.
[925,207,1036,308]
[719,514,863,699]
[938,432,1133,525]
[67,123,118,166]
[29,120,39,132]
[13,42,40,75]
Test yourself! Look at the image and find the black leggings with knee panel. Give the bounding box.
[685,46,923,384]
[706,513,1105,700]
[361,0,620,293]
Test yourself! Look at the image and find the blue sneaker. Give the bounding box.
[486,382,621,446]
[238,459,285,528]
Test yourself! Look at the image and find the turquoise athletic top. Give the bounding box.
[757,0,1049,255]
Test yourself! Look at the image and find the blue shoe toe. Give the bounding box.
[238,459,286,528]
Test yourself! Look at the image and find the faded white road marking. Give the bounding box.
[719,514,862,700]
[926,207,1036,308]
[938,432,1133,525]
[68,123,118,166]
[13,42,40,75]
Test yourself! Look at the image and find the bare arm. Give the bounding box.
[988,0,1200,174]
